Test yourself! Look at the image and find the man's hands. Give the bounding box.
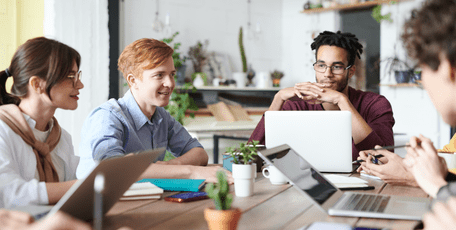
[270,82,347,111]
[403,135,448,197]
[357,146,418,186]
[293,82,345,105]
[423,198,456,230]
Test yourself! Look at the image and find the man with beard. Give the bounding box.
[249,31,395,161]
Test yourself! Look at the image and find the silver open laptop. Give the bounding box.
[265,111,352,172]
[27,148,165,221]
[258,144,430,220]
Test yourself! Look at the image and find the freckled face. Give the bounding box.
[315,45,355,92]
[135,56,176,108]
[48,62,84,110]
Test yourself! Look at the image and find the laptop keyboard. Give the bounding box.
[340,193,391,213]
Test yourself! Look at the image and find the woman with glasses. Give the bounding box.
[0,37,83,208]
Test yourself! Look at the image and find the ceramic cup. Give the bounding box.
[438,152,456,170]
[262,165,288,185]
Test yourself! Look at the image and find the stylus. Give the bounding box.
[94,173,105,230]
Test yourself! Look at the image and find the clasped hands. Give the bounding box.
[278,82,344,105]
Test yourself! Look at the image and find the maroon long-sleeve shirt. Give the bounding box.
[249,87,395,161]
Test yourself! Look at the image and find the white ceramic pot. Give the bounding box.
[232,164,256,197]
[232,72,246,88]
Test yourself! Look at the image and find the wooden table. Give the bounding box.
[103,173,428,230]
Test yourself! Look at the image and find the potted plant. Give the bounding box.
[225,140,259,197]
[204,170,241,230]
[232,27,247,88]
[188,40,209,86]
[270,70,284,87]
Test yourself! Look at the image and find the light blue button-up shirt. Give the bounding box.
[76,90,203,178]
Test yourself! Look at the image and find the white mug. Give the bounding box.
[438,152,456,170]
[262,165,288,185]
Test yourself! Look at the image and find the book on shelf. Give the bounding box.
[120,181,164,201]
[137,178,206,192]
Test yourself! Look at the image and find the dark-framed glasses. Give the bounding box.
[313,62,351,74]
[68,70,82,86]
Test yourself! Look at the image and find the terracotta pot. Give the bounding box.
[204,208,242,230]
[272,78,281,87]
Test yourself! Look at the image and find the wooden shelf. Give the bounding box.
[301,0,410,14]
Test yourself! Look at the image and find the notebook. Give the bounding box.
[265,111,352,172]
[120,182,164,201]
[258,144,430,220]
[35,148,165,221]
[138,178,206,192]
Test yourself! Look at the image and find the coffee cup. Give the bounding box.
[262,165,288,185]
[438,152,456,170]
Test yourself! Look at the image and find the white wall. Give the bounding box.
[121,0,282,90]
[281,0,340,88]
[44,0,110,156]
[379,0,450,149]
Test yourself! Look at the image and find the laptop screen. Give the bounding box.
[263,147,338,204]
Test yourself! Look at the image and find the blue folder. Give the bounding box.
[137,178,206,192]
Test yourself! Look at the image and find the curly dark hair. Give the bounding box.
[402,0,456,71]
[311,31,363,66]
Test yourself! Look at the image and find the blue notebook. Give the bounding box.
[137,179,206,192]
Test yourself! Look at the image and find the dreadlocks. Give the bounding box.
[311,31,363,66]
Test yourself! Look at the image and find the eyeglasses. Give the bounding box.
[68,70,82,86]
[313,62,351,75]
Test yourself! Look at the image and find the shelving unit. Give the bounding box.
[301,0,410,14]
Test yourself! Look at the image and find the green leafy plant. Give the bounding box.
[205,170,233,210]
[270,70,284,80]
[162,32,187,69]
[239,27,247,73]
[225,140,259,165]
[372,4,393,23]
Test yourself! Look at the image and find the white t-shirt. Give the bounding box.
[32,118,66,182]
[0,114,79,208]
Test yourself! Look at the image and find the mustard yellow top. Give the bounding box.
[439,133,456,153]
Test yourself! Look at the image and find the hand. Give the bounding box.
[295,83,346,105]
[357,146,417,186]
[276,82,329,103]
[29,211,91,230]
[154,161,169,165]
[190,165,234,184]
[0,209,34,230]
[423,197,456,230]
[403,135,448,197]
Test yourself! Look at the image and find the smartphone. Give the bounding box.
[164,192,209,203]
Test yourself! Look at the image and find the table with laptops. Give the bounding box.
[99,144,429,230]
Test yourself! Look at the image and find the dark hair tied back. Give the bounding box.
[311,31,364,66]
[0,37,81,106]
